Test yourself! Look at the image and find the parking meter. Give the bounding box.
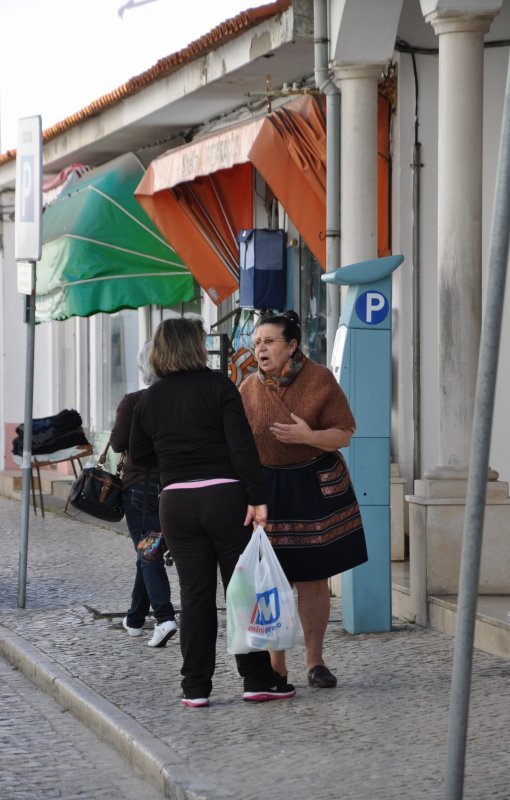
[321,254,404,633]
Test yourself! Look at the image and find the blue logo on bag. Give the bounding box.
[251,587,280,625]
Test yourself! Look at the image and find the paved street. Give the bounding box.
[0,655,162,800]
[0,495,509,799]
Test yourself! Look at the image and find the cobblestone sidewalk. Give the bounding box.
[1,496,509,799]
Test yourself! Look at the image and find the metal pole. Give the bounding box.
[410,51,423,484]
[444,57,510,800]
[325,91,341,364]
[17,264,36,608]
[313,0,341,365]
[412,141,422,482]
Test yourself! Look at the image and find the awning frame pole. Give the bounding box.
[444,54,510,800]
[184,185,239,274]
[207,176,238,246]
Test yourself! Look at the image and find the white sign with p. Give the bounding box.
[15,115,42,263]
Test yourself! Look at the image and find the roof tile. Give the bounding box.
[0,1,291,166]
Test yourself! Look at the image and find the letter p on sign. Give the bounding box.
[20,156,34,222]
[355,290,389,326]
[15,116,42,262]
[366,292,385,322]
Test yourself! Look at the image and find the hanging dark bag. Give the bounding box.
[136,472,166,562]
[65,441,125,522]
[237,228,286,311]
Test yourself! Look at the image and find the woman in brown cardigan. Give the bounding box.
[240,310,367,689]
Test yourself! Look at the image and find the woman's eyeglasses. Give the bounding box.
[251,337,287,348]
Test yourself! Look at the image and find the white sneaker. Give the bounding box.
[122,616,143,637]
[148,619,177,648]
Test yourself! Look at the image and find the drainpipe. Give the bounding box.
[410,52,422,483]
[314,0,340,366]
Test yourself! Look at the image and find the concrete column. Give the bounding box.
[406,8,509,626]
[331,63,391,632]
[425,13,495,478]
[333,65,381,265]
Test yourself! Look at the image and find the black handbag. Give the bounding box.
[65,441,125,522]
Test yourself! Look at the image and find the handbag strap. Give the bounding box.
[97,439,125,477]
[97,440,110,467]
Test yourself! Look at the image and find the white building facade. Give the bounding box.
[1,0,510,613]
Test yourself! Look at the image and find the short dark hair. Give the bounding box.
[255,310,301,345]
[150,318,207,375]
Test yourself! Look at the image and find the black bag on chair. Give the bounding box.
[65,441,125,522]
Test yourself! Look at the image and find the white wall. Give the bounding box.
[3,221,28,424]
[1,218,56,468]
[0,216,5,468]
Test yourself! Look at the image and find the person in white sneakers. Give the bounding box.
[111,341,177,649]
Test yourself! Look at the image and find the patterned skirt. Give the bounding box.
[263,452,367,582]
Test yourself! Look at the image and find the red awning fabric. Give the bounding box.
[135,118,262,304]
[248,95,327,268]
[248,93,392,268]
[136,97,391,301]
[377,93,391,258]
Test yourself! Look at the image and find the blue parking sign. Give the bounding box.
[355,290,389,325]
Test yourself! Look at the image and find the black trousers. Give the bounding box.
[159,482,274,698]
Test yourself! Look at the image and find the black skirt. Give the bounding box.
[263,452,368,582]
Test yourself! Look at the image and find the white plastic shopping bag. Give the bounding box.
[226,525,300,655]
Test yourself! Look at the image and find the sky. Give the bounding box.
[0,0,272,153]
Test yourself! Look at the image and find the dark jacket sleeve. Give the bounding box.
[110,394,133,453]
[129,396,157,467]
[220,378,267,505]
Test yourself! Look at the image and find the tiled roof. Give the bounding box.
[0,0,291,167]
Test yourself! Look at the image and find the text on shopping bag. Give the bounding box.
[249,586,281,635]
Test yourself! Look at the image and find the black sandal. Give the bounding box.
[307,665,337,688]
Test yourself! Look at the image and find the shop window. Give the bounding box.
[212,242,328,374]
[149,280,202,328]
[101,309,139,429]
[56,317,77,411]
[299,243,327,366]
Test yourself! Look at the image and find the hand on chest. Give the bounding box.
[257,387,316,441]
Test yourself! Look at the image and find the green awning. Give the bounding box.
[36,153,194,322]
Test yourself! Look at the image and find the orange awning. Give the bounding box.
[135,119,263,304]
[136,97,391,302]
[248,95,327,268]
[377,93,391,258]
[249,93,391,268]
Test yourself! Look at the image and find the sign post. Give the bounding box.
[322,255,404,633]
[15,115,42,609]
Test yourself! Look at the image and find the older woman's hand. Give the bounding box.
[244,504,268,528]
[271,413,353,451]
[270,413,312,445]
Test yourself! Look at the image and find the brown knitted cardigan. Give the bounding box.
[240,357,355,466]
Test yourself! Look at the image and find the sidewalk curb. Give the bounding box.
[0,626,217,800]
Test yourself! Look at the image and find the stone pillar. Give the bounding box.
[329,63,388,619]
[407,9,510,626]
[425,13,494,479]
[333,64,382,265]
